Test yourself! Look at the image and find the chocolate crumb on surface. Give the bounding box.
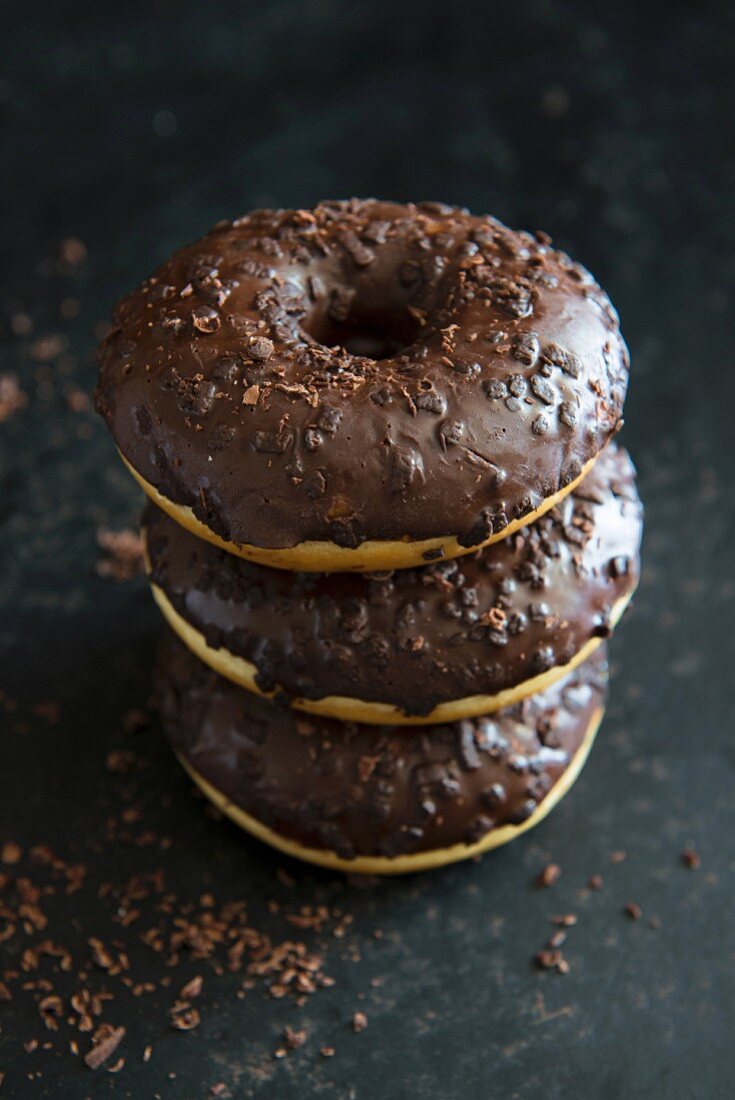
[534,950,570,975]
[170,1006,201,1031]
[0,823,347,1081]
[680,848,700,870]
[84,1025,126,1070]
[536,863,561,889]
[179,975,204,999]
[284,1025,307,1050]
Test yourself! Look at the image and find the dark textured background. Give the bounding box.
[1,1,734,1097]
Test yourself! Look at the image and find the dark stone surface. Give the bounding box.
[0,1,733,1096]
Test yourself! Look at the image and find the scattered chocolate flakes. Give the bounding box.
[84,1025,126,1070]
[284,1025,307,1050]
[0,374,28,423]
[624,902,642,921]
[171,1006,201,1031]
[351,1011,368,1033]
[320,1045,336,1058]
[680,848,700,870]
[0,826,348,1080]
[550,914,577,927]
[534,949,569,975]
[587,874,603,890]
[180,975,203,1000]
[88,936,115,970]
[39,993,64,1029]
[610,850,626,864]
[536,863,561,888]
[95,528,144,581]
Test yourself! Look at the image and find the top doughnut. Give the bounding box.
[96,199,629,571]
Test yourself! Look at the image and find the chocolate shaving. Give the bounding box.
[536,863,561,888]
[84,1026,125,1070]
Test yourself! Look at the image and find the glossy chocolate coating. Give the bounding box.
[96,200,629,551]
[156,634,608,859]
[146,444,640,715]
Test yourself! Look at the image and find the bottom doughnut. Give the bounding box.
[155,635,608,875]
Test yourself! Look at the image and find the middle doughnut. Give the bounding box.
[144,443,642,726]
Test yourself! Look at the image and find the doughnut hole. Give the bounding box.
[301,277,427,360]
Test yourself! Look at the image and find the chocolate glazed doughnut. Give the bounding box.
[155,635,608,874]
[144,444,641,725]
[96,200,629,571]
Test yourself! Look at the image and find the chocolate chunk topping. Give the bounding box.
[248,336,274,361]
[191,306,221,334]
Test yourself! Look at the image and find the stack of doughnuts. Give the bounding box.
[96,200,642,874]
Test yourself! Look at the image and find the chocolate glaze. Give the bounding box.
[156,634,608,859]
[145,444,640,716]
[96,199,629,551]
